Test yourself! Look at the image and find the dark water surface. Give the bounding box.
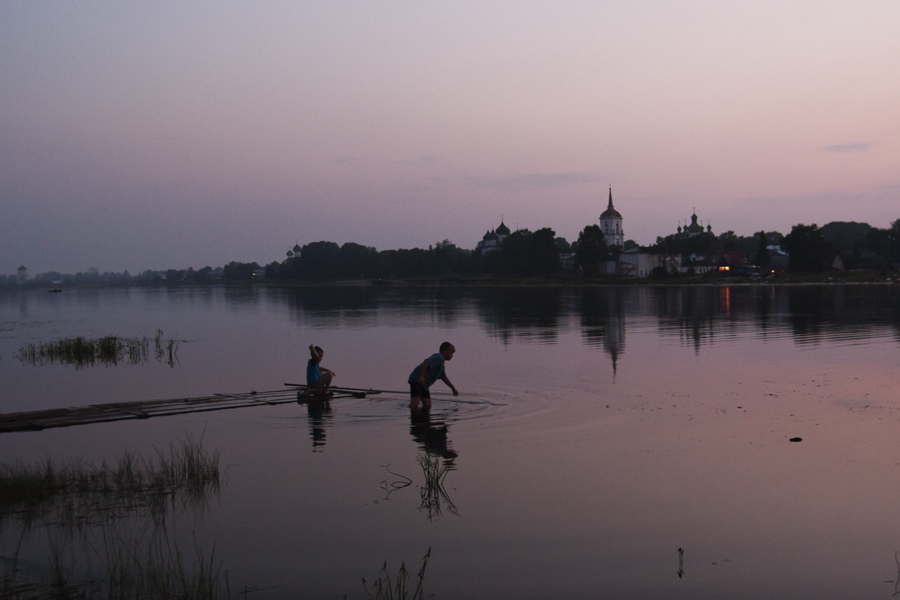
[2,284,900,598]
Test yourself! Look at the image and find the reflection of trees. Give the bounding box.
[473,287,563,345]
[652,287,721,353]
[787,285,828,342]
[283,287,466,329]
[264,284,900,351]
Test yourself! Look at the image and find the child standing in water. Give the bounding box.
[307,344,335,395]
[408,342,458,409]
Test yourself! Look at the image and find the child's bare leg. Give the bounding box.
[322,372,333,392]
[422,397,431,409]
[410,395,421,409]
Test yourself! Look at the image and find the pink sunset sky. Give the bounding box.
[2,1,898,274]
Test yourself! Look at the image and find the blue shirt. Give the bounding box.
[408,353,445,387]
[307,358,320,385]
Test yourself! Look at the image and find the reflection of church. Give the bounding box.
[480,221,511,254]
[579,288,626,377]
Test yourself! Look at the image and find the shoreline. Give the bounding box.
[2,272,896,292]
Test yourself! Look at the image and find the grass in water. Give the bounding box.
[0,435,221,528]
[417,453,458,521]
[0,436,224,599]
[363,547,431,600]
[16,330,183,369]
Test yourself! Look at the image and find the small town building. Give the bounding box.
[619,248,681,278]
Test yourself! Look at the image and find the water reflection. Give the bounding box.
[0,437,223,596]
[474,287,564,345]
[284,286,468,329]
[276,284,900,353]
[409,407,457,462]
[577,288,627,376]
[297,396,334,452]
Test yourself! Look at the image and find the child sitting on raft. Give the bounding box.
[307,344,336,395]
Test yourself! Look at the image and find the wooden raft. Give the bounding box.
[0,386,380,434]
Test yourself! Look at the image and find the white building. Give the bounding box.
[619,248,681,278]
[599,188,624,248]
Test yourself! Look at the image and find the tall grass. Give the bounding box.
[16,330,182,369]
[417,454,458,521]
[0,437,224,600]
[0,435,221,529]
[363,547,431,600]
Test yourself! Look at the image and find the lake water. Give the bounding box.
[2,284,900,598]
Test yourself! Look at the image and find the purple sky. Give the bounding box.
[3,1,899,274]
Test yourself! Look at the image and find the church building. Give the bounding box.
[600,188,623,248]
[481,221,511,254]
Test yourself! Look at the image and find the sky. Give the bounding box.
[2,1,899,274]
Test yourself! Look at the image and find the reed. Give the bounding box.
[363,547,431,600]
[2,523,224,600]
[0,437,225,600]
[0,435,221,529]
[417,454,458,520]
[16,331,183,369]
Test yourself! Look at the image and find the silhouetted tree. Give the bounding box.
[339,242,377,279]
[498,228,560,276]
[755,231,770,268]
[223,261,259,281]
[575,224,609,274]
[783,224,832,272]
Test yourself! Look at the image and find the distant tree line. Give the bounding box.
[648,219,900,274]
[4,219,898,286]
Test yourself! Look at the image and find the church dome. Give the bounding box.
[496,222,511,236]
[293,244,302,252]
[686,214,703,234]
[600,188,621,219]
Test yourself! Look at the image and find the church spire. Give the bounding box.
[608,186,614,210]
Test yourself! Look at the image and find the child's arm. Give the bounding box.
[309,344,321,362]
[417,359,429,385]
[440,375,458,396]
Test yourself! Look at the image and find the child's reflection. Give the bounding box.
[298,397,333,452]
[409,407,458,463]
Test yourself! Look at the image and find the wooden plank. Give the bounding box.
[0,388,355,434]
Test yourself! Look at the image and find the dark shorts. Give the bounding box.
[409,382,430,400]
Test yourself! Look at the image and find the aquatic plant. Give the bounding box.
[16,331,183,369]
[0,435,221,529]
[363,547,431,600]
[1,523,224,600]
[0,436,225,600]
[417,454,457,521]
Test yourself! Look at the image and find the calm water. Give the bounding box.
[2,284,900,598]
